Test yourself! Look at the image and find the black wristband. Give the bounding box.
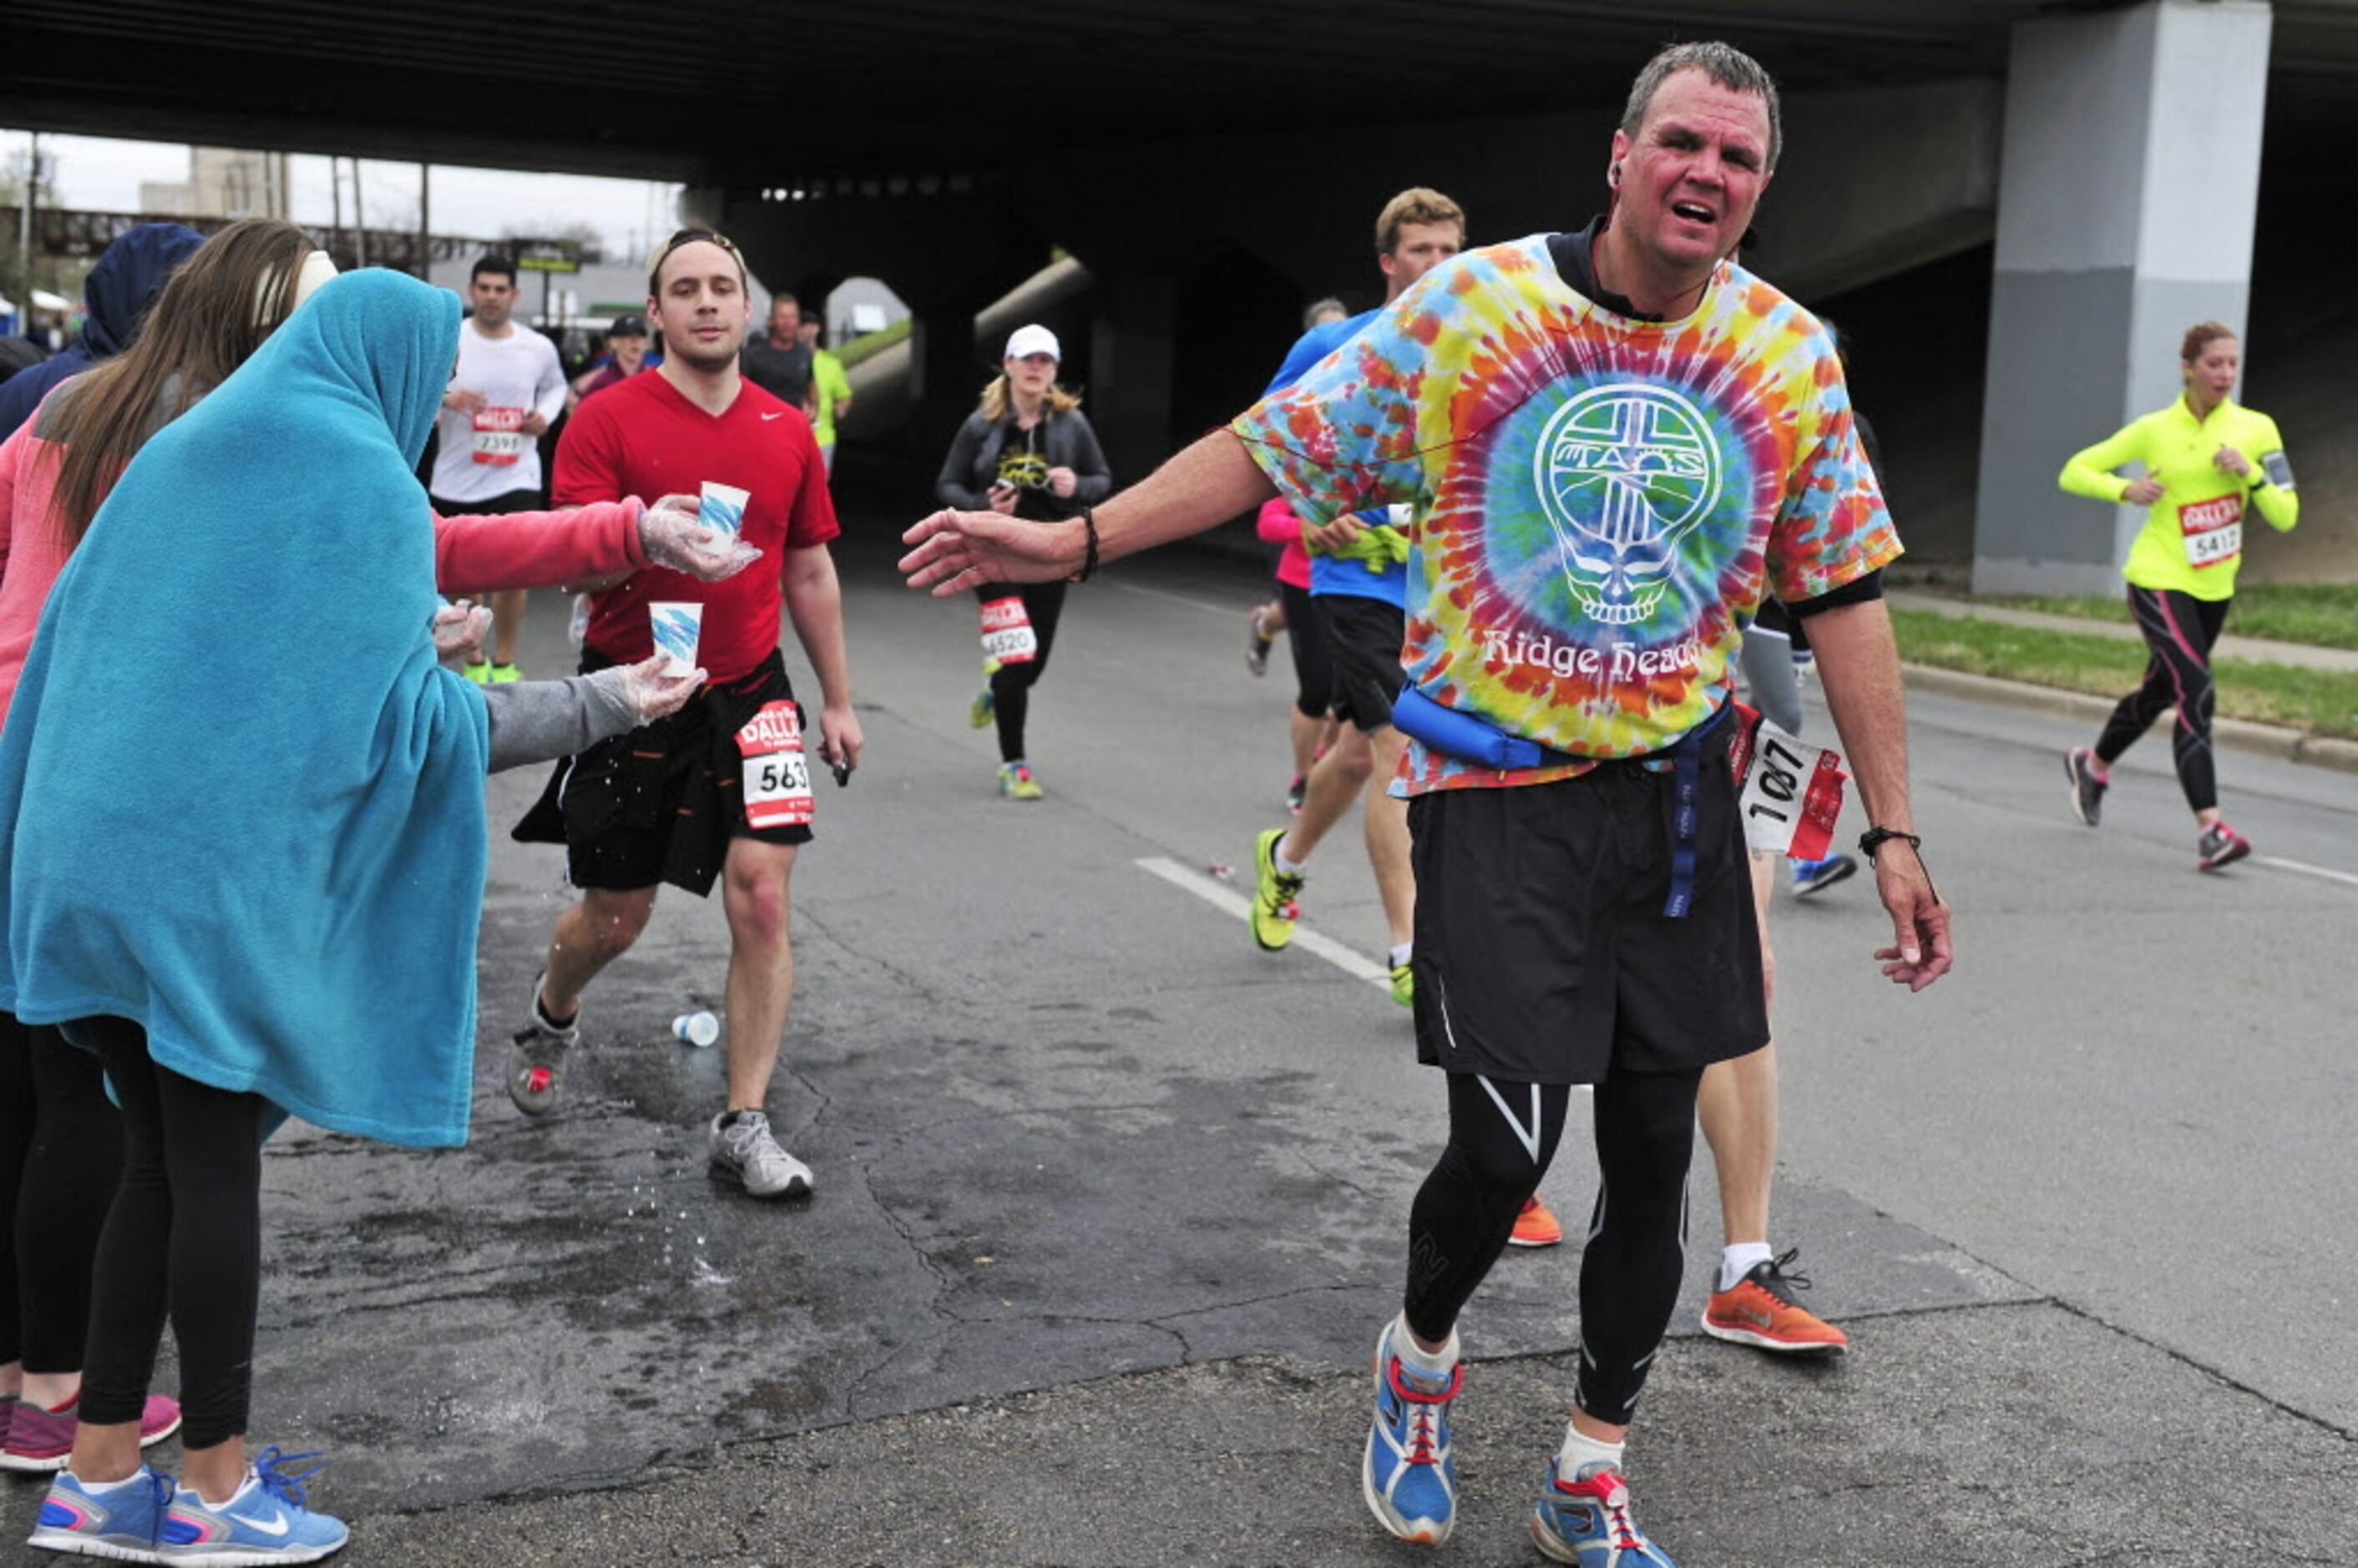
[1069,506,1100,583]
[1858,826,1939,903]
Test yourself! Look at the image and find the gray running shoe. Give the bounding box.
[2064,747,2108,827]
[508,970,578,1116]
[2197,822,2251,872]
[709,1110,814,1199]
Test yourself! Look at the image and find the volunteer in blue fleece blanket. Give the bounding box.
[0,223,205,441]
[0,269,701,1565]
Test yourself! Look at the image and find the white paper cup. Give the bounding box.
[650,601,703,675]
[701,481,750,539]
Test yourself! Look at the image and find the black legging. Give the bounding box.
[2097,585,2231,813]
[0,1014,124,1373]
[1280,579,1333,721]
[979,580,1067,764]
[79,1017,266,1450]
[1404,1066,1701,1427]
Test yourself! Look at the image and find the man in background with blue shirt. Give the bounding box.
[1247,190,1460,1006]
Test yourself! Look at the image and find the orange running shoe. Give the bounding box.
[1703,1248,1848,1354]
[1507,1195,1563,1249]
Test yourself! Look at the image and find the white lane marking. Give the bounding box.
[1135,856,1389,989]
[2254,854,2358,890]
[1098,579,1235,617]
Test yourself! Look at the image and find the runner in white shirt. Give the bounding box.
[431,254,569,682]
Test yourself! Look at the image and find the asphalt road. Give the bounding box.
[4,514,2351,1565]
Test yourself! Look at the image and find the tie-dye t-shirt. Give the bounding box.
[1230,233,1900,795]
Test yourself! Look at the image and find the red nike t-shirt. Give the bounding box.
[552,369,839,683]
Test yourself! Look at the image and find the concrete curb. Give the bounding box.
[1900,662,2358,775]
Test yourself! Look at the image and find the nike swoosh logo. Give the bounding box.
[760,412,785,421]
[248,1508,292,1537]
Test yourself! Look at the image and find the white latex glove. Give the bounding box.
[640,494,762,583]
[590,654,705,723]
[433,600,492,667]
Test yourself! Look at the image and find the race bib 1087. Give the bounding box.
[1729,711,1848,860]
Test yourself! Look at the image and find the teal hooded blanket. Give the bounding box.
[0,269,491,1147]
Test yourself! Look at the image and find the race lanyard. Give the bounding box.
[2177,494,2242,569]
[1728,706,1848,860]
[471,406,528,465]
[979,595,1038,665]
[736,700,813,829]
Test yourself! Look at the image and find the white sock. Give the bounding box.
[1389,942,1413,969]
[1389,1313,1459,1378]
[66,1469,149,1494]
[1273,837,1308,876]
[1557,1424,1626,1479]
[1718,1241,1775,1292]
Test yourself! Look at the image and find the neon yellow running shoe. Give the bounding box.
[488,662,523,684]
[1251,827,1305,952]
[1390,960,1414,1008]
[998,761,1043,801]
[463,660,493,685]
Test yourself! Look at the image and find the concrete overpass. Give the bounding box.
[9,0,2356,579]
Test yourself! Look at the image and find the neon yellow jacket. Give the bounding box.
[2057,395,2297,599]
[810,350,853,448]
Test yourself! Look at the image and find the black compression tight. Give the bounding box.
[1404,1066,1701,1427]
[1,1014,124,1372]
[981,580,1067,763]
[79,1017,266,1450]
[2098,586,2230,814]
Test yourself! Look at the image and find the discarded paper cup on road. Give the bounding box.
[650,601,703,676]
[700,481,750,539]
[672,1011,720,1048]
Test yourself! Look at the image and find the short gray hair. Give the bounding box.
[1620,42,1782,172]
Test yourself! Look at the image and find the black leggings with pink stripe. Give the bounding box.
[2097,586,2231,813]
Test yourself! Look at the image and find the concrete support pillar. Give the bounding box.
[1971,0,2272,595]
[908,300,990,463]
[1088,274,1177,485]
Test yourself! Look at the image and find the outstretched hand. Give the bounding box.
[1870,843,1953,991]
[640,493,762,583]
[900,510,1082,596]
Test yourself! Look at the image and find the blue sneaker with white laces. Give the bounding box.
[28,1464,173,1562]
[1530,1457,1677,1565]
[159,1447,347,1564]
[1360,1319,1461,1545]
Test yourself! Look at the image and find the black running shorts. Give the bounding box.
[1314,592,1405,732]
[1407,734,1767,1085]
[512,649,813,896]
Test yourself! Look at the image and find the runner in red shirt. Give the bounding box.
[511,227,863,1200]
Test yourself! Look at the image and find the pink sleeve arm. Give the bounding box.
[0,424,24,583]
[1255,496,1302,545]
[433,497,649,595]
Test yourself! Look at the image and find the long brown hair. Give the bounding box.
[50,218,318,545]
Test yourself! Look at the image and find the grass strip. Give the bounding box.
[1977,584,2358,651]
[1890,608,2358,740]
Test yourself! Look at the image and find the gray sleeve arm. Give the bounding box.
[1738,623,1805,736]
[479,672,640,772]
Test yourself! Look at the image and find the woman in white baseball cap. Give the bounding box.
[933,324,1112,800]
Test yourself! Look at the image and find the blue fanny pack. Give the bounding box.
[1391,686,1732,919]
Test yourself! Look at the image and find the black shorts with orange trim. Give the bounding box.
[511,648,812,896]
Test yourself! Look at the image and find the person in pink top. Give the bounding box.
[0,217,747,1490]
[1254,495,1338,815]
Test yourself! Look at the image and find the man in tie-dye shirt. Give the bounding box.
[902,40,1951,1565]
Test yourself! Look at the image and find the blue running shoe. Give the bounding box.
[1789,852,1856,898]
[159,1448,347,1564]
[1360,1320,1461,1546]
[1531,1458,1676,1566]
[28,1465,172,1563]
